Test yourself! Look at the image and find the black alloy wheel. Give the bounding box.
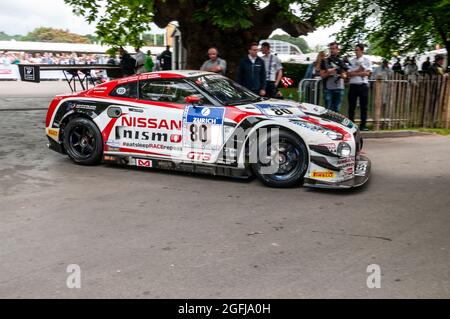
[63,117,103,165]
[251,130,308,188]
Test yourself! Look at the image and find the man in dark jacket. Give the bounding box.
[119,47,136,77]
[158,46,172,71]
[236,42,266,96]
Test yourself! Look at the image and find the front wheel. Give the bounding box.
[251,130,308,188]
[63,117,103,165]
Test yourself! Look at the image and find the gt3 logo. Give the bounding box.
[187,152,211,161]
[136,159,152,167]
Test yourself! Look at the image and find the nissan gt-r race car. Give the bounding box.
[45,71,371,189]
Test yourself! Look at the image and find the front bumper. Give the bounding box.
[47,136,66,154]
[303,155,371,189]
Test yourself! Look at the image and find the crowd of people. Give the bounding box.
[3,41,448,132]
[0,51,109,65]
[304,42,449,131]
[113,45,173,75]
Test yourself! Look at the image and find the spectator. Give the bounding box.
[118,47,136,77]
[320,42,348,112]
[144,50,154,72]
[372,59,393,80]
[158,45,172,71]
[134,47,146,74]
[421,57,431,72]
[428,54,446,76]
[392,58,402,73]
[312,51,326,78]
[347,43,373,131]
[404,56,418,76]
[403,56,411,68]
[236,42,266,96]
[260,42,283,98]
[200,47,227,75]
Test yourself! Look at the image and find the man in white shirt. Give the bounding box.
[134,47,147,74]
[260,42,283,98]
[347,43,373,131]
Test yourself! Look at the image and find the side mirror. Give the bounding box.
[185,95,202,105]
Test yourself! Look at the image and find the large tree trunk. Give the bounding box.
[179,22,271,80]
[153,0,318,80]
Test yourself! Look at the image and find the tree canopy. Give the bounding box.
[64,0,334,76]
[64,0,450,72]
[21,27,92,43]
[321,0,450,57]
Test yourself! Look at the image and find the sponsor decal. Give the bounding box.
[345,167,354,175]
[48,128,59,139]
[355,161,368,176]
[116,87,127,95]
[183,106,225,152]
[186,106,224,125]
[255,103,302,118]
[75,104,96,111]
[136,159,153,168]
[121,116,181,130]
[201,107,211,117]
[138,73,162,80]
[116,127,181,144]
[187,152,211,161]
[319,143,338,153]
[170,134,182,143]
[122,141,182,152]
[337,158,356,168]
[103,155,118,161]
[67,103,96,111]
[24,66,35,81]
[311,171,336,179]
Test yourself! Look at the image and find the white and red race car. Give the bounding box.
[45,71,370,188]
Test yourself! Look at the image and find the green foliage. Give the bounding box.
[21,27,92,43]
[64,0,332,48]
[0,31,23,41]
[321,0,450,57]
[270,34,311,53]
[281,63,309,86]
[65,0,155,47]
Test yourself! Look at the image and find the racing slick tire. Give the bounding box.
[251,130,308,188]
[63,117,103,165]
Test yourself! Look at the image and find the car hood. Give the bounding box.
[244,99,356,131]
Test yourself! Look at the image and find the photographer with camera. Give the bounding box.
[320,42,349,112]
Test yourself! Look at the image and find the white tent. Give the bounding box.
[0,40,165,55]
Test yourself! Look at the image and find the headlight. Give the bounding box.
[337,142,352,157]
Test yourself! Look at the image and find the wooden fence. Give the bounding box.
[373,73,450,130]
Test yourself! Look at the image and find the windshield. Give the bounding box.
[188,74,262,105]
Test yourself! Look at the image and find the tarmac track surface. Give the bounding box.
[0,92,449,298]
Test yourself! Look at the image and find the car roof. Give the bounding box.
[87,70,219,96]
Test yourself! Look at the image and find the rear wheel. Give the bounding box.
[251,130,308,188]
[63,117,103,165]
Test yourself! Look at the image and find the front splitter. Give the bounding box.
[303,155,371,189]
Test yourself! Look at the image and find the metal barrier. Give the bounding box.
[296,75,450,129]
